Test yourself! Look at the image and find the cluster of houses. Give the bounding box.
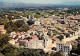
[8,15,80,56]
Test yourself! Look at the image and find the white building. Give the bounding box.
[19,39,44,49]
[45,38,52,48]
[56,41,72,56]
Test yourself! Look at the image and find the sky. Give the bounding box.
[0,0,80,5]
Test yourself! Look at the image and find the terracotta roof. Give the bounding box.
[59,31,64,34]
[19,40,28,42]
[17,33,21,36]
[51,37,58,40]
[20,32,24,35]
[32,35,37,39]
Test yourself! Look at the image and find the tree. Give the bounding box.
[6,27,13,33]
[1,44,18,56]
[50,52,63,56]
[34,14,41,18]
[70,45,80,56]
[0,34,12,48]
[53,30,57,35]
[0,53,4,56]
[18,24,29,32]
[14,20,25,27]
[4,20,29,33]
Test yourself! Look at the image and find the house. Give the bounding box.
[12,19,24,22]
[34,20,40,25]
[19,35,44,49]
[45,38,52,48]
[32,35,38,40]
[8,39,16,45]
[28,39,44,49]
[0,25,6,34]
[19,39,44,49]
[19,40,28,47]
[10,32,16,38]
[56,41,72,56]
